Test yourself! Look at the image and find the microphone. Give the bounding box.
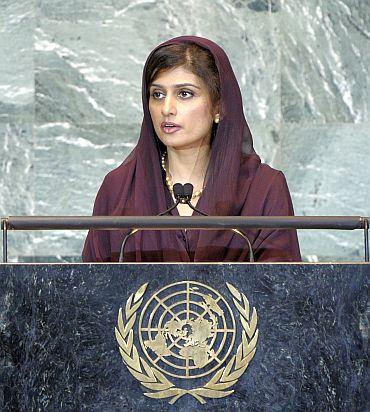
[158,183,183,215]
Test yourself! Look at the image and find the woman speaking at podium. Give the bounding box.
[82,36,301,262]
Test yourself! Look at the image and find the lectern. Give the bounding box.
[0,216,368,411]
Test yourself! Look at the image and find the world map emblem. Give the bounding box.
[115,281,259,404]
[139,281,236,379]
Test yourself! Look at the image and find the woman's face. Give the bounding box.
[148,66,218,151]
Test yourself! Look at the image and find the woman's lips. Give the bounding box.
[161,122,181,134]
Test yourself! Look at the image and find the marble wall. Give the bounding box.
[0,0,369,262]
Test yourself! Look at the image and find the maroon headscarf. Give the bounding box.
[82,36,301,262]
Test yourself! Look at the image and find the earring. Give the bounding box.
[214,114,220,124]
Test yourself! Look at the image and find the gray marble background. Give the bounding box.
[0,0,369,262]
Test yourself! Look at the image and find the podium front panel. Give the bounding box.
[0,263,368,411]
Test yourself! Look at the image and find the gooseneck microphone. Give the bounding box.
[118,183,254,262]
[179,183,254,262]
[182,183,207,216]
[118,183,186,262]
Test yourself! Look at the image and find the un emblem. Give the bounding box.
[115,281,258,404]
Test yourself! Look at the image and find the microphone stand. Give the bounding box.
[118,183,254,263]
[118,184,184,262]
[182,184,254,262]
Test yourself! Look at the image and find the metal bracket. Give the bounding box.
[1,218,8,263]
[364,218,369,262]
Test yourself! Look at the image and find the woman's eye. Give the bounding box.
[179,90,193,98]
[152,91,164,99]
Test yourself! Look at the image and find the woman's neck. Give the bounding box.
[166,145,211,190]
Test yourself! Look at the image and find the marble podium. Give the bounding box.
[0,263,368,411]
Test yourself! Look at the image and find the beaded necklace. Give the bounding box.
[160,152,204,199]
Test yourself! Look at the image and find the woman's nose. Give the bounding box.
[161,95,177,116]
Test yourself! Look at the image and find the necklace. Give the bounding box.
[161,152,204,199]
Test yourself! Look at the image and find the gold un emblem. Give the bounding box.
[115,281,258,404]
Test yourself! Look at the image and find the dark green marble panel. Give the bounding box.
[0,0,369,263]
[0,1,34,122]
[280,121,370,261]
[0,123,35,259]
[281,0,370,123]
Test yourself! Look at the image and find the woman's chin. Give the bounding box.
[159,137,212,152]
[165,142,206,151]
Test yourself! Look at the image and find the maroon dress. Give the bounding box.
[82,36,301,263]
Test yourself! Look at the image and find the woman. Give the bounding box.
[82,35,301,262]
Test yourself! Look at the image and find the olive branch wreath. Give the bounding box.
[115,282,258,405]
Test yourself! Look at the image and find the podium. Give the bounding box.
[0,262,368,411]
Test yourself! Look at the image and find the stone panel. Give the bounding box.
[0,263,367,410]
[0,1,369,262]
[0,123,35,259]
[31,122,137,258]
[281,0,370,123]
[280,122,370,261]
[0,1,34,122]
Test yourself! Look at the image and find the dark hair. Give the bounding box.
[145,42,220,106]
